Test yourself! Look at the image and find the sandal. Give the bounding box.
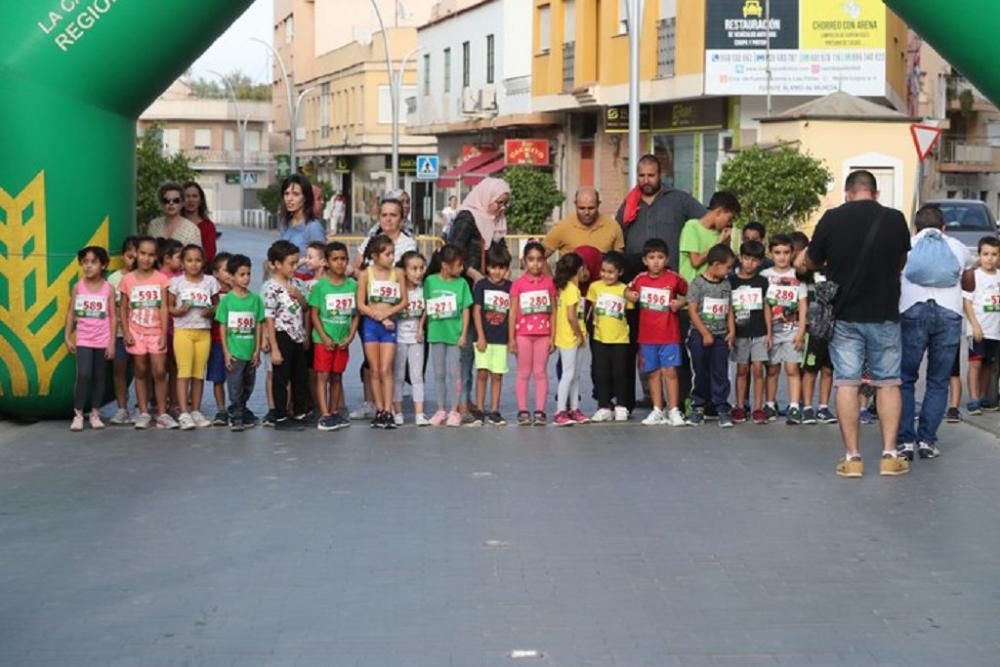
[517,411,532,426]
[533,411,547,426]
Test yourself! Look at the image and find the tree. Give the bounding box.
[135,125,197,232]
[718,145,832,235]
[181,69,272,101]
[504,167,566,234]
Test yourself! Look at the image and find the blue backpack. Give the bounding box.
[904,229,961,288]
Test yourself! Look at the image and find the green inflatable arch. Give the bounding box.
[0,1,253,418]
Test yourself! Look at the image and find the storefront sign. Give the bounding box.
[505,140,550,166]
[705,0,887,97]
[606,105,652,134]
[652,99,728,132]
[462,145,492,162]
[275,154,291,178]
[388,155,418,173]
[333,156,352,173]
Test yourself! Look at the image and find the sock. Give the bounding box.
[790,402,800,409]
[766,401,776,408]
[819,404,828,410]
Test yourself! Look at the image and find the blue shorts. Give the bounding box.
[361,316,397,344]
[640,343,682,373]
[206,340,227,383]
[829,320,901,387]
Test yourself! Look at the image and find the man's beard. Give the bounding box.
[640,182,660,196]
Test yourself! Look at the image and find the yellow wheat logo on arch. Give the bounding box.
[0,171,108,397]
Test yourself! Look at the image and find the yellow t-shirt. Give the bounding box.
[554,283,585,349]
[586,281,633,344]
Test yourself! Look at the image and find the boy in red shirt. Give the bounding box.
[626,238,689,427]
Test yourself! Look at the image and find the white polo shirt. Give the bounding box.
[899,229,973,316]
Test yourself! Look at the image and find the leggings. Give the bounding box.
[272,330,309,419]
[393,341,426,404]
[556,345,585,413]
[516,335,550,413]
[74,346,107,412]
[431,343,462,412]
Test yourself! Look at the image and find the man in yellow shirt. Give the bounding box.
[543,187,625,260]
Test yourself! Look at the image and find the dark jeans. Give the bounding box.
[74,346,107,412]
[226,359,256,423]
[459,337,475,406]
[677,310,694,406]
[624,308,640,411]
[899,301,962,445]
[272,331,309,419]
[687,330,731,413]
[592,340,630,409]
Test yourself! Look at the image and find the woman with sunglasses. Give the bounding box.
[148,182,203,247]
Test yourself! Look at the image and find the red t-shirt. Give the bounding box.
[629,270,688,344]
[198,219,218,266]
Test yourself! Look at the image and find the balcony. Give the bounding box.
[185,149,274,170]
[562,42,575,93]
[946,75,995,114]
[657,18,676,79]
[938,137,1000,173]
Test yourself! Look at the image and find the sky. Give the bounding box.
[189,0,273,83]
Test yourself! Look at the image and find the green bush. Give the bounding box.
[504,166,566,234]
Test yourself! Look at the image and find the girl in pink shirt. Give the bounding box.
[64,246,116,431]
[509,242,557,425]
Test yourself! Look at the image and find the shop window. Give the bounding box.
[653,134,695,195]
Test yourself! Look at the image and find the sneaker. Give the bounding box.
[667,407,687,427]
[764,405,778,422]
[614,406,630,422]
[177,412,196,431]
[415,413,431,427]
[274,417,304,431]
[918,441,942,459]
[642,408,667,425]
[318,415,339,431]
[350,402,376,420]
[982,400,999,412]
[465,410,484,427]
[296,411,317,427]
[802,407,817,425]
[836,455,864,478]
[190,411,212,428]
[703,403,719,422]
[751,408,769,425]
[816,407,838,424]
[570,409,589,424]
[786,406,803,425]
[554,411,574,426]
[109,408,131,426]
[880,452,910,476]
[446,410,462,427]
[213,410,230,426]
[370,412,384,429]
[896,442,915,462]
[393,412,405,426]
[517,411,532,426]
[686,409,705,426]
[730,407,747,424]
[261,410,277,427]
[859,407,877,424]
[591,408,614,423]
[487,412,507,426]
[134,412,152,430]
[383,411,397,430]
[966,400,982,416]
[532,411,547,426]
[230,420,244,432]
[429,410,448,426]
[70,414,84,432]
[331,413,351,430]
[88,411,105,430]
[945,407,961,423]
[718,412,734,429]
[244,410,260,428]
[157,413,180,430]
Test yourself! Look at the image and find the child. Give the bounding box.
[728,240,772,425]
[553,253,588,426]
[207,252,233,426]
[107,236,138,425]
[302,241,328,417]
[64,246,116,431]
[625,238,688,427]
[119,236,174,429]
[686,244,736,427]
[393,251,429,426]
[264,239,310,430]
[157,238,183,278]
[472,244,513,426]
[678,191,740,283]
[761,234,808,424]
[587,251,634,422]
[309,242,359,431]
[216,254,265,431]
[357,234,408,429]
[963,236,1000,414]
[510,241,557,426]
[168,244,220,429]
[799,269,837,425]
[425,244,474,426]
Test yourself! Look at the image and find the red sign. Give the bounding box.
[505,140,550,166]
[910,123,943,162]
[462,145,491,163]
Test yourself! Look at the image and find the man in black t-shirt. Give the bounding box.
[797,170,911,479]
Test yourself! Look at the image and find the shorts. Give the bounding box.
[732,336,769,364]
[801,333,833,372]
[126,329,166,356]
[769,340,801,365]
[475,343,509,374]
[640,343,682,373]
[969,338,1000,364]
[173,329,211,378]
[829,320,902,387]
[361,316,397,344]
[206,340,227,383]
[314,344,350,374]
[115,337,129,362]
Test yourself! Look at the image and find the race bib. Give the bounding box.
[732,286,763,312]
[428,294,458,320]
[369,280,401,304]
[767,283,799,308]
[701,296,729,321]
[227,311,256,336]
[325,293,355,317]
[403,291,425,319]
[181,288,211,308]
[639,286,671,311]
[74,294,107,319]
[484,289,510,314]
[595,292,625,320]
[129,285,161,308]
[980,291,1000,314]
[519,290,551,314]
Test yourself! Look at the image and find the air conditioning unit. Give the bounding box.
[460,87,478,114]
[479,84,497,111]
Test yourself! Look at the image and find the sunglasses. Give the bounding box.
[161,197,182,205]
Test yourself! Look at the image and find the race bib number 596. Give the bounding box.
[639,286,671,311]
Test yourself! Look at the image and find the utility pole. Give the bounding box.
[251,37,297,174]
[626,0,645,180]
[370,0,399,188]
[765,0,773,116]
[211,70,247,227]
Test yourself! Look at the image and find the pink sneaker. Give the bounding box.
[89,411,105,430]
[70,414,84,432]
[570,409,589,424]
[429,410,448,426]
[446,410,462,427]
[554,411,574,427]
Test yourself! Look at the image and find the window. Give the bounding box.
[564,0,576,43]
[285,15,294,44]
[618,0,629,34]
[444,48,451,93]
[245,130,261,153]
[423,53,431,95]
[538,5,551,52]
[486,35,495,84]
[320,83,330,139]
[659,0,676,17]
[378,85,415,124]
[462,41,470,88]
[194,128,212,150]
[223,129,235,151]
[162,128,181,155]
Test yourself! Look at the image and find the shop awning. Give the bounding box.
[463,155,507,187]
[436,150,501,188]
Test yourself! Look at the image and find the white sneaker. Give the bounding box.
[592,408,614,423]
[134,412,152,430]
[642,408,667,425]
[157,413,180,430]
[110,408,132,425]
[415,413,430,427]
[177,412,196,430]
[667,407,688,427]
[349,402,375,420]
[614,406,630,422]
[393,412,404,426]
[190,410,212,428]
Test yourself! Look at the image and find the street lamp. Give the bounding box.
[369,0,400,188]
[625,0,645,181]
[210,69,248,227]
[394,46,425,190]
[251,37,297,173]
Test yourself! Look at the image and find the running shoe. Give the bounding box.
[156,413,180,430]
[191,411,212,428]
[487,412,507,426]
[134,412,152,430]
[591,408,614,423]
[554,411,574,426]
[614,406,630,422]
[109,408,131,426]
[667,408,688,427]
[88,411,105,430]
[816,407,838,424]
[918,441,942,459]
[70,414,84,432]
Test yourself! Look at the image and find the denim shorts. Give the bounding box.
[640,343,682,373]
[361,316,397,344]
[829,320,901,387]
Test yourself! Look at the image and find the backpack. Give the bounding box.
[903,229,961,288]
[806,280,839,341]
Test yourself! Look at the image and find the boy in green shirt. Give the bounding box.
[679,191,741,283]
[215,254,265,431]
[308,242,359,431]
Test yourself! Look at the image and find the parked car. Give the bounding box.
[925,199,998,252]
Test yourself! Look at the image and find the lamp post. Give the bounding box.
[210,70,247,227]
[394,46,425,191]
[251,37,297,173]
[625,0,645,181]
[369,0,399,187]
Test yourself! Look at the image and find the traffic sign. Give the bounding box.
[911,123,943,162]
[416,155,439,180]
